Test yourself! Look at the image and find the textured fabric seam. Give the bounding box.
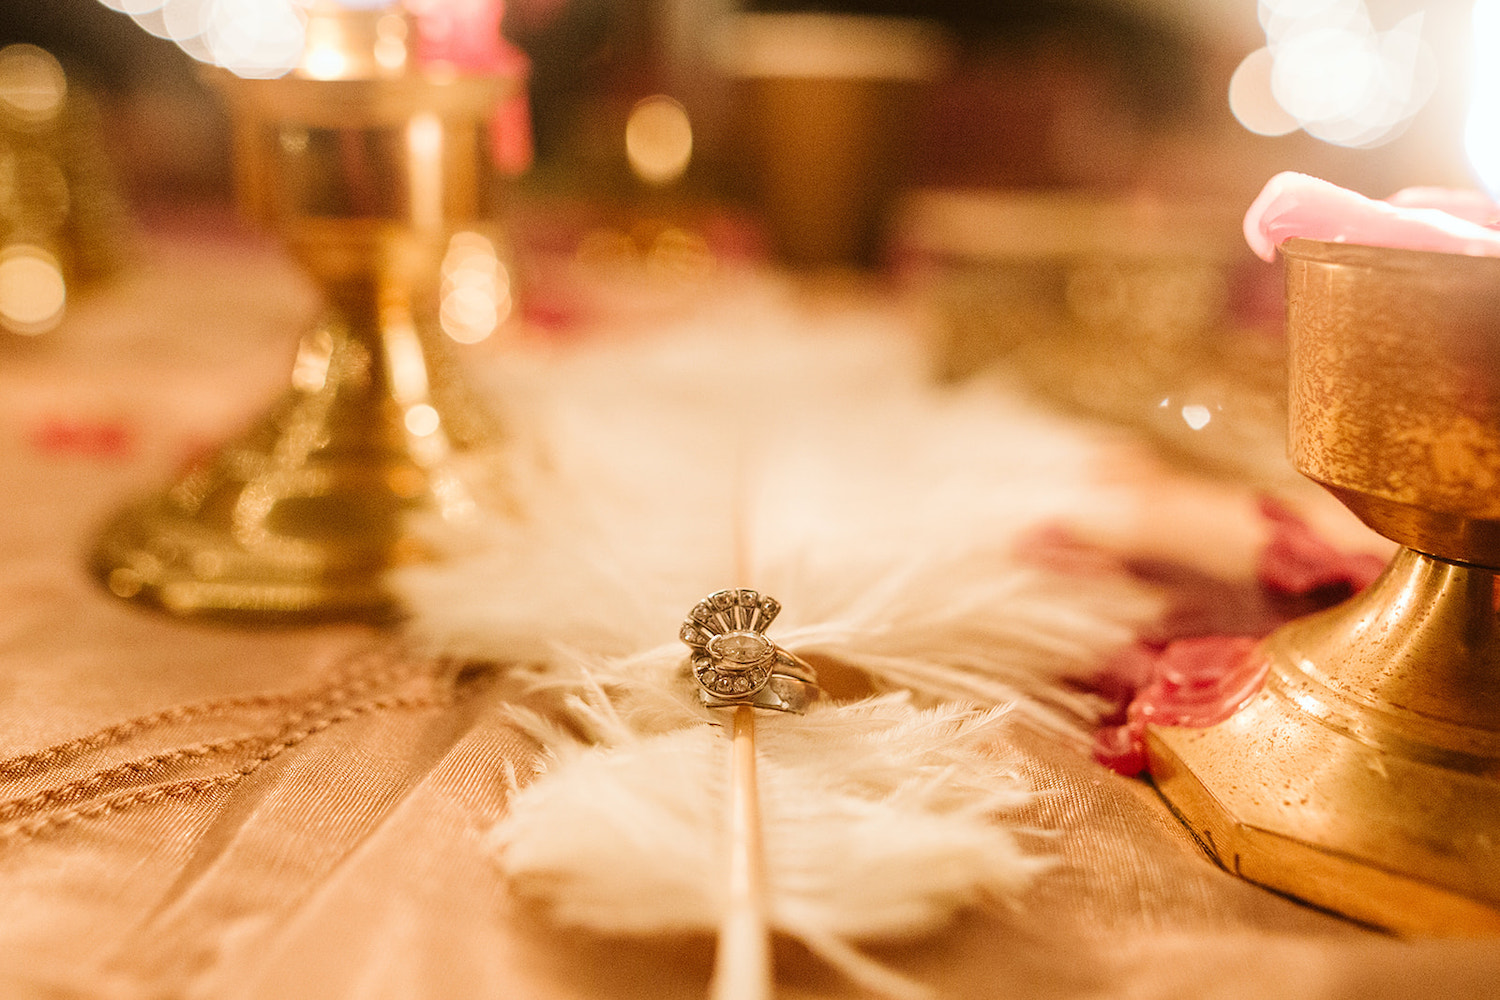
[0,653,425,780]
[0,691,448,843]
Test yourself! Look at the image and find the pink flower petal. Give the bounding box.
[1387,186,1500,225]
[1243,171,1500,262]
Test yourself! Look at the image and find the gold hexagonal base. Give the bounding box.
[1148,547,1500,935]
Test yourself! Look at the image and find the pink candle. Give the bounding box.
[405,0,519,73]
[1244,171,1500,261]
[404,0,533,175]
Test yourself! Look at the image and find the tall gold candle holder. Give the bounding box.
[1149,239,1500,934]
[92,5,522,621]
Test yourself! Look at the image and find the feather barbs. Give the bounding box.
[488,696,1047,998]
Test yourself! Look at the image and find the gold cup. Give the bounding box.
[719,14,948,268]
[1149,239,1500,933]
[92,5,523,621]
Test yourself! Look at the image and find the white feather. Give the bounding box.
[398,284,1159,727]
[393,281,1165,994]
[493,693,1045,999]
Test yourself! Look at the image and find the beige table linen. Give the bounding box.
[0,221,1496,999]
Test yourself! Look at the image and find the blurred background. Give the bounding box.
[0,0,1489,437]
[0,0,1482,213]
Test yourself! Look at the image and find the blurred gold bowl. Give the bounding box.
[901,188,1284,476]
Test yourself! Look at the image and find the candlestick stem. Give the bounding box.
[88,21,526,621]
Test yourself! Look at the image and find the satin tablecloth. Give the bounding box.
[0,218,1496,1000]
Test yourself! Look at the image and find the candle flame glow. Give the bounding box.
[407,111,444,233]
[1467,0,1500,197]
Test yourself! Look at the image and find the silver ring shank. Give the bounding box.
[699,669,818,714]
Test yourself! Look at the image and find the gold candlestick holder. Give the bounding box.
[92,6,523,621]
[1149,238,1500,934]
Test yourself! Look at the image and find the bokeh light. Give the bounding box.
[206,0,307,78]
[440,231,510,344]
[97,0,311,77]
[1230,1,1436,149]
[625,95,693,186]
[1467,0,1500,196]
[1226,47,1297,137]
[0,245,67,335]
[373,13,410,72]
[404,402,441,437]
[162,0,214,46]
[95,0,428,78]
[0,45,67,125]
[301,13,350,80]
[1180,404,1213,432]
[96,0,168,15]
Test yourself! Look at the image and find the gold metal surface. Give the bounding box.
[1149,239,1500,934]
[91,8,523,621]
[1284,239,1500,566]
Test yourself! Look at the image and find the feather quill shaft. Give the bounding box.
[711,448,778,1000]
[711,704,773,1000]
[714,467,777,1000]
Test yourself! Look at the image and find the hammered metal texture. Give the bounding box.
[1284,238,1500,566]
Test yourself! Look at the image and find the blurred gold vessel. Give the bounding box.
[903,189,1288,480]
[92,5,522,621]
[1150,239,1500,933]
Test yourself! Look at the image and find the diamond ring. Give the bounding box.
[680,588,818,713]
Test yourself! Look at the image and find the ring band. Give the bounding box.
[680,588,819,714]
[699,672,818,713]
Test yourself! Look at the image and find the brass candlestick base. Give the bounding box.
[93,8,522,622]
[92,278,508,621]
[1149,239,1500,934]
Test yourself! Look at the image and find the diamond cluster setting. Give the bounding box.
[680,588,781,700]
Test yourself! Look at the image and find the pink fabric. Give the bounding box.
[1386,186,1500,224]
[1257,497,1386,597]
[1093,637,1263,775]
